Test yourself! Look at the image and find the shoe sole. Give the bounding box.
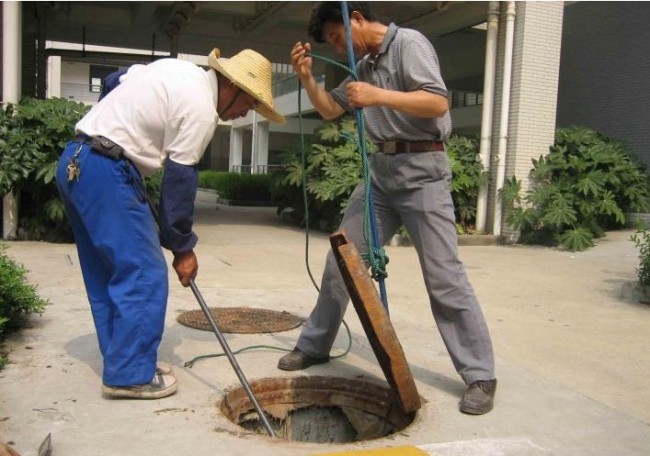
[277,358,329,371]
[102,372,178,400]
[459,402,493,415]
[102,382,178,399]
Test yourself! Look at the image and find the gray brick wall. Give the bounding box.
[557,2,650,168]
[488,2,564,238]
[507,2,564,193]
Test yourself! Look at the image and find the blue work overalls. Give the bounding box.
[56,140,168,386]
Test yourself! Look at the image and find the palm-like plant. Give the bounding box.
[273,116,367,232]
[502,126,650,251]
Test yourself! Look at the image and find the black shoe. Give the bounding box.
[459,379,497,415]
[277,348,329,371]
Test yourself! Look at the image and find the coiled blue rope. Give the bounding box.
[340,1,389,311]
[298,50,389,297]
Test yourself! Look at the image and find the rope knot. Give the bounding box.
[362,247,389,281]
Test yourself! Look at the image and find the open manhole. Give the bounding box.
[219,376,417,443]
[177,307,303,333]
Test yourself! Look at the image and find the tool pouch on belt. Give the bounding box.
[89,136,124,160]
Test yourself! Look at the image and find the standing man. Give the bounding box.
[277,2,497,415]
[57,48,284,400]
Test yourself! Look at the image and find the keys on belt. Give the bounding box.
[66,134,126,183]
[67,143,83,182]
[67,160,80,182]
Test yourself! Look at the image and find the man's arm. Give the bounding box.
[345,82,448,118]
[291,42,345,120]
[159,158,199,287]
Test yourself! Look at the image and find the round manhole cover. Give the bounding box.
[177,307,304,334]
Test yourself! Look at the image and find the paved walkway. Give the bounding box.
[1,202,649,455]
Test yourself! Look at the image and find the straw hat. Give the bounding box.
[208,48,285,124]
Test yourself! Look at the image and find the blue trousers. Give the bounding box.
[296,152,495,385]
[56,140,168,386]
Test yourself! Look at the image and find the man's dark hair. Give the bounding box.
[308,2,378,43]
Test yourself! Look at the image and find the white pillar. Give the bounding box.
[47,55,62,98]
[229,127,244,173]
[492,1,516,237]
[475,1,500,234]
[255,121,270,174]
[2,2,21,103]
[3,1,22,240]
[250,111,258,174]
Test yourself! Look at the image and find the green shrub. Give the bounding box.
[0,244,49,338]
[0,98,90,242]
[199,170,273,203]
[447,134,488,232]
[502,126,650,251]
[198,170,221,190]
[631,227,650,289]
[272,116,366,232]
[274,118,487,234]
[142,170,162,216]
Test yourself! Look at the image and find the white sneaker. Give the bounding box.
[102,367,178,399]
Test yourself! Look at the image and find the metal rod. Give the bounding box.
[188,280,275,437]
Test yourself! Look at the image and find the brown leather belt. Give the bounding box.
[378,140,445,154]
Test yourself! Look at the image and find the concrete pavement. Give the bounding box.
[0,202,649,455]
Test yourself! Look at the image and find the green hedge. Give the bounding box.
[0,98,90,242]
[199,171,273,203]
[0,244,49,368]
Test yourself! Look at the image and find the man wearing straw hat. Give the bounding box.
[278,2,497,415]
[56,48,284,400]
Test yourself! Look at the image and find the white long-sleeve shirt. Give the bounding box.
[76,58,219,177]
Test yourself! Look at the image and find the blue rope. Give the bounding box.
[340,1,389,312]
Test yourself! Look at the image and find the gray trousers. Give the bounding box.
[296,151,495,385]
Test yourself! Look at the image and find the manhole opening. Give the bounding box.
[177,307,303,334]
[219,376,416,443]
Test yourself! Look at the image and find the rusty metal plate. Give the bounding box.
[177,307,304,334]
[330,231,421,413]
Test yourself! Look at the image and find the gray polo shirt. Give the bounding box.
[331,23,452,143]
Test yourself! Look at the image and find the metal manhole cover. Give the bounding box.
[177,307,304,334]
[330,231,421,414]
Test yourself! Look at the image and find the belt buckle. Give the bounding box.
[382,141,397,154]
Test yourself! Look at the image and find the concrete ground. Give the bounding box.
[1,201,649,455]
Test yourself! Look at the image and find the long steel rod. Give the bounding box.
[189,280,275,437]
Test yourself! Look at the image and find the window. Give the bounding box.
[89,65,119,93]
[90,77,102,93]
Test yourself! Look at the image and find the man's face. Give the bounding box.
[219,88,259,121]
[322,21,364,57]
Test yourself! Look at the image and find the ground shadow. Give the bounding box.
[64,323,186,380]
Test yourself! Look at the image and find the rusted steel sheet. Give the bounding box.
[330,231,421,413]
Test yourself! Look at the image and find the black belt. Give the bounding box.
[378,141,445,154]
[74,134,125,160]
